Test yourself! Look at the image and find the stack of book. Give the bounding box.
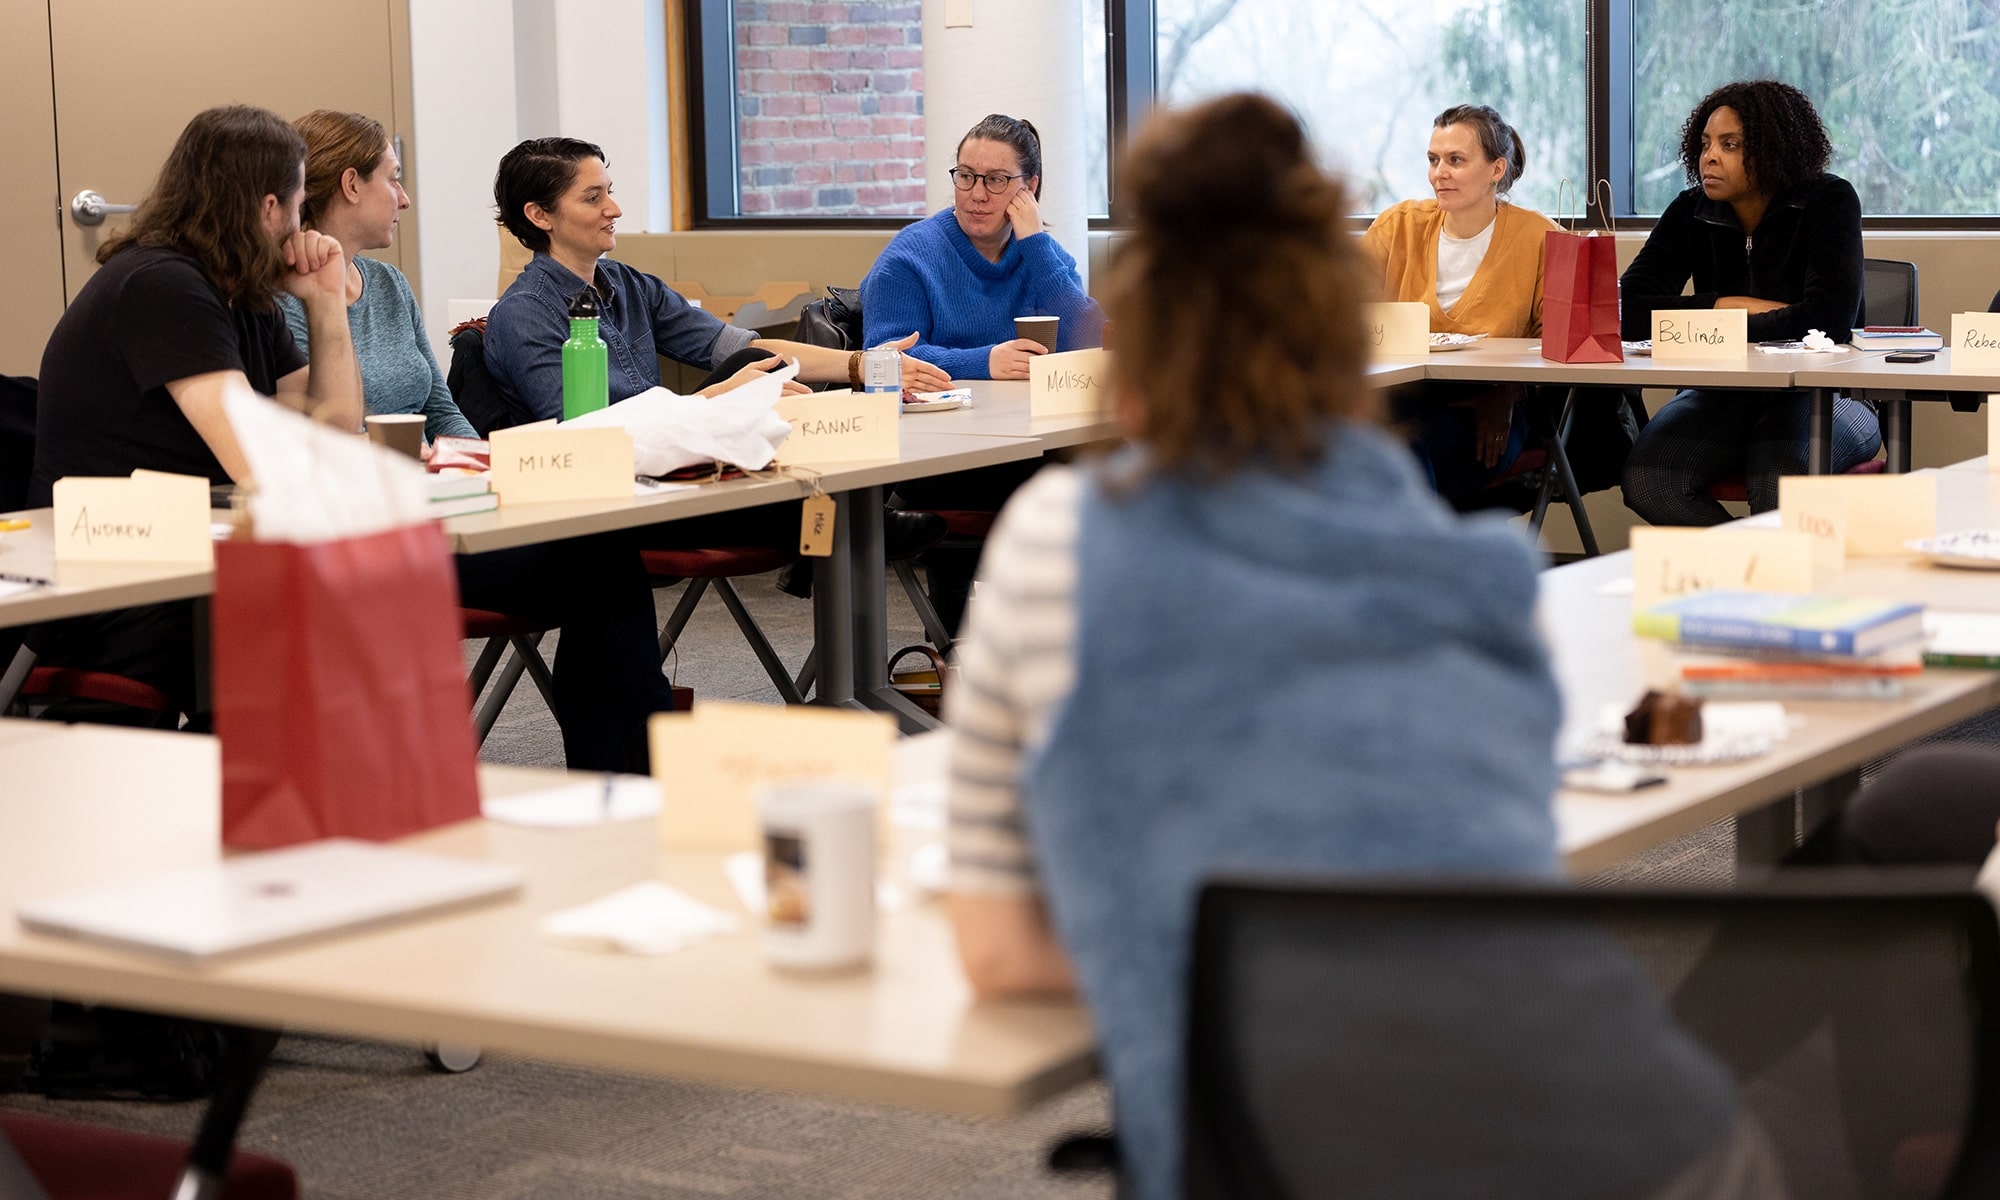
[1848,326,1944,351]
[425,470,497,518]
[1634,591,1927,699]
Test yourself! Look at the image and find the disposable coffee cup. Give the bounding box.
[756,779,878,971]
[1014,315,1059,352]
[364,413,426,459]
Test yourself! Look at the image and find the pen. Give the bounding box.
[0,571,52,588]
[0,519,29,533]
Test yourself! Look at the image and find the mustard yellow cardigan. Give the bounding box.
[1361,199,1559,338]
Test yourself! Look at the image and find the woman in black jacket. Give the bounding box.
[1619,80,1877,525]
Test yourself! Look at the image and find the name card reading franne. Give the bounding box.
[1953,312,2000,370]
[1362,301,1430,359]
[1779,473,1937,566]
[649,701,895,851]
[1029,348,1112,418]
[1628,527,1814,612]
[773,388,901,465]
[52,471,213,565]
[1650,308,1748,361]
[488,424,635,504]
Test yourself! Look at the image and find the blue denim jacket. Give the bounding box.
[484,254,756,421]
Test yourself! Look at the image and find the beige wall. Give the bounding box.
[0,5,64,376]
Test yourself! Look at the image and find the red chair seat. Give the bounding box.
[22,668,170,714]
[460,607,541,640]
[922,510,996,540]
[641,545,794,579]
[1488,449,1548,487]
[1,1111,297,1199]
[1708,456,1885,504]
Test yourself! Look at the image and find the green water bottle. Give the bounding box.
[561,288,609,420]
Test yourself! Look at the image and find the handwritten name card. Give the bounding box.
[1651,308,1748,361]
[1952,312,2000,370]
[773,388,901,465]
[1628,527,1814,611]
[1363,302,1430,359]
[1029,348,1111,418]
[489,425,635,504]
[649,702,895,850]
[1780,473,1936,562]
[52,472,213,565]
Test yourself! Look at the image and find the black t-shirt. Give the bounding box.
[27,245,307,507]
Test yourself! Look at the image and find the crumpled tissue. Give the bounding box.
[564,359,799,476]
[538,881,741,955]
[221,379,433,542]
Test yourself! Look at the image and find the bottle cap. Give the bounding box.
[568,288,600,319]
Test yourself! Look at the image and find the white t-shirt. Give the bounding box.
[1435,218,1497,314]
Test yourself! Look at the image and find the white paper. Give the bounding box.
[1925,611,2000,658]
[537,881,739,955]
[0,579,39,599]
[566,360,799,475]
[221,380,434,543]
[1594,576,1636,597]
[482,775,661,827]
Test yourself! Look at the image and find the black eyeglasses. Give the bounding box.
[948,167,1027,193]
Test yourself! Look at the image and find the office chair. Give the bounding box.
[1185,872,2000,1199]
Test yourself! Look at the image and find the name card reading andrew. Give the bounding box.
[488,425,634,504]
[52,471,212,565]
[1029,348,1111,418]
[773,388,900,465]
[1953,312,2000,370]
[1650,308,1748,361]
[1629,527,1813,611]
[649,702,895,851]
[1780,473,1936,564]
[1362,302,1430,359]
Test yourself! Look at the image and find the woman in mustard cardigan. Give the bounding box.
[1362,104,1557,500]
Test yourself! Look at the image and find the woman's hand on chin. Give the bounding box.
[1005,188,1043,242]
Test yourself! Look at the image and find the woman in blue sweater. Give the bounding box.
[861,114,1104,379]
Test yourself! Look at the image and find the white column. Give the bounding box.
[922,0,1090,286]
[551,0,671,233]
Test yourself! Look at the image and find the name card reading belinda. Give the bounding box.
[489,424,634,504]
[1952,312,2000,370]
[1362,302,1430,359]
[52,471,213,565]
[1650,308,1748,361]
[773,388,901,465]
[1628,527,1814,611]
[649,702,895,851]
[1029,348,1111,418]
[1779,473,1936,564]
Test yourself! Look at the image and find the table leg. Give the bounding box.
[172,1024,279,1200]
[847,484,939,733]
[1883,397,1912,473]
[1734,798,1797,869]
[192,595,212,716]
[809,493,857,709]
[1807,389,1835,474]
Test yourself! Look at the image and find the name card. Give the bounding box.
[1363,301,1430,359]
[1651,308,1748,360]
[489,424,634,504]
[649,702,895,850]
[1953,312,2000,369]
[52,471,213,565]
[772,388,901,465]
[1779,473,1936,562]
[1629,527,1814,611]
[1029,348,1111,418]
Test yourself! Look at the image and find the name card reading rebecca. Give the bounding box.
[52,471,213,565]
[649,702,895,850]
[1780,473,1936,564]
[1029,348,1111,418]
[489,425,634,504]
[1953,312,2000,370]
[1362,302,1430,359]
[773,388,901,465]
[1650,308,1748,361]
[1628,527,1814,611]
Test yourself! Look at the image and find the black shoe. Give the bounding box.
[885,509,948,561]
[775,559,812,599]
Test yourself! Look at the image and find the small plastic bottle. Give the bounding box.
[561,289,609,420]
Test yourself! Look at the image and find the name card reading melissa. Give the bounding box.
[650,702,895,850]
[52,472,213,565]
[1953,313,2000,370]
[1029,348,1112,418]
[1361,301,1430,359]
[488,425,635,504]
[773,389,901,465]
[1650,308,1748,361]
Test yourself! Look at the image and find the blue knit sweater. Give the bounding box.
[860,208,1103,379]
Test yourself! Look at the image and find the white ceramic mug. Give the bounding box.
[756,779,878,970]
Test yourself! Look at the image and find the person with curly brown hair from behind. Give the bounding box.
[1620,80,1875,525]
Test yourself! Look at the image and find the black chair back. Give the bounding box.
[1186,873,2000,1200]
[445,321,533,437]
[1862,258,1920,327]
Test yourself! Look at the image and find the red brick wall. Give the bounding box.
[732,2,926,217]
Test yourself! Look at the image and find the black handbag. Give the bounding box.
[791,285,864,352]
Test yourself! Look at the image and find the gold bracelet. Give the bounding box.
[847,350,863,390]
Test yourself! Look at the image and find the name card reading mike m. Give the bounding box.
[52,471,213,565]
[1628,527,1814,611]
[1953,312,2000,370]
[1362,301,1430,359]
[773,388,901,465]
[1029,348,1111,418]
[1651,308,1748,361]
[1779,473,1937,565]
[649,702,895,851]
[489,424,635,504]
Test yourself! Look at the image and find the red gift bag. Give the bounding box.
[214,522,480,849]
[1541,229,1624,363]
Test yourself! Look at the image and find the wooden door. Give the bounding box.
[0,3,65,375]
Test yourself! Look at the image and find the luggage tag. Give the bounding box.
[799,476,835,557]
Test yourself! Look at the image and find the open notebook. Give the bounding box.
[16,839,523,964]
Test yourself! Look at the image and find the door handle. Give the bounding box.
[70,190,139,227]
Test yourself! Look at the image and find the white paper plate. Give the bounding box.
[901,397,965,413]
[1907,531,2000,570]
[1429,333,1486,352]
[1577,731,1773,767]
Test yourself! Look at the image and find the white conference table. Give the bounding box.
[0,512,212,630]
[1795,347,2000,474]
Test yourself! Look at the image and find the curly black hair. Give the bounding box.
[1677,80,1832,199]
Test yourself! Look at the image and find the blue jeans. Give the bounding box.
[1621,389,1882,526]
